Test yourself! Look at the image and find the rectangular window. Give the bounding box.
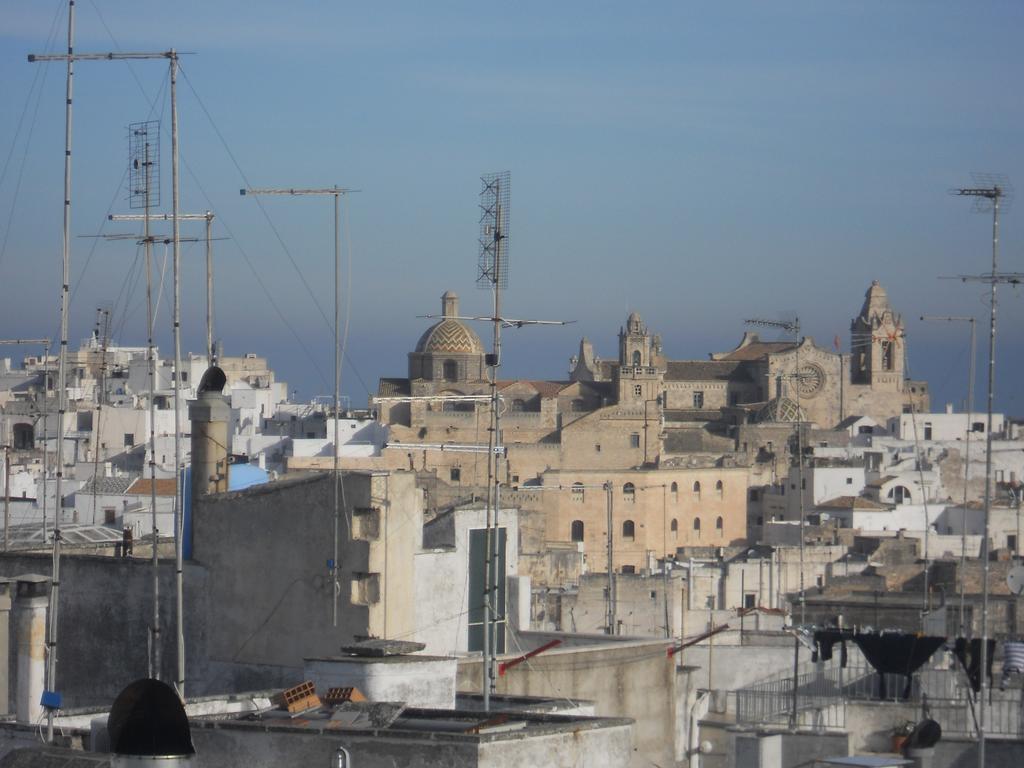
[350,573,381,606]
[748,489,759,502]
[104,507,116,524]
[353,507,381,540]
[972,422,985,433]
[846,477,853,485]
[630,433,640,448]
[621,565,636,574]
[633,384,642,397]
[450,467,461,482]
[743,594,756,609]
[123,433,134,448]
[923,423,933,440]
[693,391,704,408]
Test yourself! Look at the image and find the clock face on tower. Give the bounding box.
[797,363,825,397]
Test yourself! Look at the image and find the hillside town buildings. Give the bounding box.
[1,278,1023,767]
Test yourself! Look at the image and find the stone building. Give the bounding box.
[349,280,929,574]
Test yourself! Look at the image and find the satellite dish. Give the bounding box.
[1007,566,1024,596]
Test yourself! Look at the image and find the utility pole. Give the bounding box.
[920,315,976,633]
[241,186,354,627]
[950,176,1016,768]
[29,9,183,728]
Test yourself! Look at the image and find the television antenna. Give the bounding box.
[110,208,219,366]
[920,314,976,634]
[744,316,808,626]
[29,0,191,715]
[240,185,356,628]
[948,174,1011,768]
[109,118,163,679]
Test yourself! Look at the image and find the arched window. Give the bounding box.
[571,520,584,542]
[571,482,585,503]
[716,516,724,532]
[623,482,635,502]
[442,359,458,381]
[632,350,642,366]
[693,518,701,539]
[888,485,912,504]
[670,518,678,541]
[716,480,724,496]
[670,482,678,503]
[693,481,701,496]
[881,340,894,371]
[622,520,635,541]
[511,398,526,413]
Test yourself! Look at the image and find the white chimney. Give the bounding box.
[14,574,49,724]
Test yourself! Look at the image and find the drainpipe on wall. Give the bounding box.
[14,574,49,724]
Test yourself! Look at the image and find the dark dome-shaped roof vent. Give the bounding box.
[197,365,227,394]
[108,678,195,756]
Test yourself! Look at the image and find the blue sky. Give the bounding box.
[1,1,1022,414]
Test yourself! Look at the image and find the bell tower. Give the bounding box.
[850,280,904,390]
[619,312,652,367]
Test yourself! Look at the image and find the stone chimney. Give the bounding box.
[188,366,230,510]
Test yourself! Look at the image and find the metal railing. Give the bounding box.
[735,655,1024,737]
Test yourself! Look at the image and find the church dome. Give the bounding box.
[414,291,484,355]
[415,319,484,355]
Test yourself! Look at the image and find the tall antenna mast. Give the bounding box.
[949,174,1014,768]
[478,171,509,712]
[744,317,806,625]
[109,211,219,366]
[28,4,186,732]
[129,119,162,678]
[89,306,112,524]
[241,186,356,626]
[920,314,976,634]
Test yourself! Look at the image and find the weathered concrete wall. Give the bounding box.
[192,471,421,679]
[729,729,851,768]
[458,635,675,768]
[0,553,208,708]
[188,716,633,768]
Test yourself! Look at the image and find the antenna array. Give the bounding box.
[478,171,510,290]
[128,121,160,209]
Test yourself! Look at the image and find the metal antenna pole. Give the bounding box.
[169,51,186,699]
[951,178,1012,768]
[240,186,355,627]
[745,317,805,624]
[606,482,615,634]
[205,211,214,364]
[28,33,180,720]
[108,211,218,367]
[920,315,976,633]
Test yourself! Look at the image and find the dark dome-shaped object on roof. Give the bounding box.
[108,678,195,756]
[197,365,226,395]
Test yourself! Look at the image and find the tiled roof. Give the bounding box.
[665,361,753,382]
[818,495,889,511]
[78,476,136,495]
[376,378,411,397]
[718,341,794,362]
[126,478,178,496]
